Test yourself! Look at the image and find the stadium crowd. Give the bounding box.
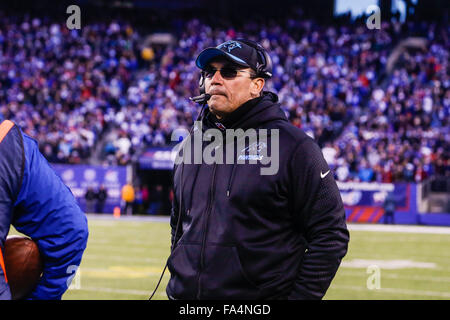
[0,13,140,164]
[0,9,448,181]
[326,29,449,182]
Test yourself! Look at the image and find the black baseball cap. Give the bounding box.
[196,39,270,77]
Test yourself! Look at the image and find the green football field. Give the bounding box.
[11,215,450,300]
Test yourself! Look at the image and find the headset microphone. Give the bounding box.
[189,93,211,104]
[189,72,210,104]
[149,82,209,300]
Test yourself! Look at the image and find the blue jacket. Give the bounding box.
[0,120,89,300]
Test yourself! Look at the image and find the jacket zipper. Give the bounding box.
[196,163,217,299]
[226,164,237,197]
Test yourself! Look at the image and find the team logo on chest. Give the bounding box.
[238,141,266,161]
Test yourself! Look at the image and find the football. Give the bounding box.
[4,235,43,300]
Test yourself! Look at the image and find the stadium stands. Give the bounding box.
[0,9,448,182]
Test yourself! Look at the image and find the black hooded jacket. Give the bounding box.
[166,91,349,300]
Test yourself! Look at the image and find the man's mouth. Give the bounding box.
[209,89,226,97]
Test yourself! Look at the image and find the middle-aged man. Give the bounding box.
[166,39,349,300]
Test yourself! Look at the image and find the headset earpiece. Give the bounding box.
[236,39,272,79]
[199,72,205,95]
[260,49,272,78]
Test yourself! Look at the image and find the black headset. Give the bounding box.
[235,38,273,79]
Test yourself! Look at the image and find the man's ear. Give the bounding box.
[251,78,265,97]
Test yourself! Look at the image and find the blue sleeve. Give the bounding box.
[12,133,89,300]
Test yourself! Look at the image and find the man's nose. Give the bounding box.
[210,69,224,84]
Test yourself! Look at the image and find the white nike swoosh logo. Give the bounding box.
[320,170,330,179]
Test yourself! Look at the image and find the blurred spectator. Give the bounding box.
[121,183,135,216]
[383,192,397,224]
[141,185,150,214]
[149,184,163,215]
[96,185,108,214]
[84,187,96,214]
[134,186,144,214]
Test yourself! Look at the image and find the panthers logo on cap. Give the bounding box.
[218,41,242,52]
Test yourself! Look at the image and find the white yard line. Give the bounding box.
[86,215,450,234]
[348,223,450,234]
[341,259,437,269]
[87,214,170,223]
[69,286,166,298]
[338,271,450,283]
[72,284,450,300]
[82,254,164,264]
[331,284,450,299]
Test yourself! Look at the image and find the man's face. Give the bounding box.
[204,59,264,118]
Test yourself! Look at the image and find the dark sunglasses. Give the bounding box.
[202,66,256,79]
